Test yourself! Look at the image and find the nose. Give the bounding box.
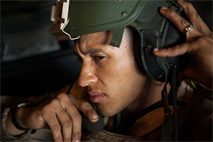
[78,61,98,87]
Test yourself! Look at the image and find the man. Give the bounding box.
[1,0,212,142]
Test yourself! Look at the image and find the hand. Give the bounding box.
[153,1,213,88]
[18,93,98,142]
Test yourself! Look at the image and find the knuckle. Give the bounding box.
[42,104,52,113]
[68,94,75,97]
[64,137,71,142]
[80,100,91,108]
[57,93,68,100]
[62,120,72,128]
[182,2,193,10]
[168,10,177,19]
[50,98,60,106]
[196,36,207,45]
[192,13,199,20]
[54,135,63,142]
[181,19,190,26]
[68,94,77,99]
[41,99,61,114]
[68,94,77,102]
[73,132,81,140]
[170,45,179,56]
[52,124,61,132]
[72,113,82,122]
[186,2,194,10]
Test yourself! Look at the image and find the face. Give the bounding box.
[75,28,148,117]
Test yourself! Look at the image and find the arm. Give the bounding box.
[5,110,26,136]
[5,93,98,142]
[1,108,32,141]
[154,1,213,88]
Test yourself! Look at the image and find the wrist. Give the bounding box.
[6,112,26,136]
[17,106,29,128]
[11,103,32,131]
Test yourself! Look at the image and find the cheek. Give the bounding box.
[96,50,140,91]
[95,59,118,80]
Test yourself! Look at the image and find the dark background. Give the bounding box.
[1,1,82,97]
[1,1,212,97]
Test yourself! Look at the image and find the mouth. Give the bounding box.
[89,91,105,103]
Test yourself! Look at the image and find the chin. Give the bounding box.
[98,110,115,117]
[97,105,119,117]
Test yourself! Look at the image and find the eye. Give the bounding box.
[93,56,105,61]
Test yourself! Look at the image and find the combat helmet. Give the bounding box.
[50,0,191,82]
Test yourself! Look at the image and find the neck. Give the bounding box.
[119,79,170,135]
[122,78,170,119]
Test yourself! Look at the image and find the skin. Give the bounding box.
[154,1,213,89]
[75,28,162,117]
[5,1,213,142]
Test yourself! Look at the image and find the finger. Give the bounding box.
[54,104,72,142]
[159,7,202,39]
[69,94,99,122]
[57,93,82,142]
[153,41,193,57]
[160,7,190,34]
[65,104,82,142]
[154,35,213,58]
[42,103,63,142]
[177,1,212,35]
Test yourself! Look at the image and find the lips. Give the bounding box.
[89,91,105,102]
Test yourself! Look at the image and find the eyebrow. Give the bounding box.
[74,48,104,56]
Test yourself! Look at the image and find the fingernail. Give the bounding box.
[75,140,80,142]
[161,7,168,10]
[154,48,159,52]
[92,115,98,120]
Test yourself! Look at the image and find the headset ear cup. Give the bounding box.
[140,30,166,82]
[137,19,192,82]
[132,18,191,82]
[131,27,164,79]
[130,27,146,75]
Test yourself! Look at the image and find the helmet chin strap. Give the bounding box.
[109,27,125,47]
[169,64,178,141]
[161,64,179,141]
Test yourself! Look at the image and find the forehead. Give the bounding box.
[76,30,112,49]
[74,27,133,54]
